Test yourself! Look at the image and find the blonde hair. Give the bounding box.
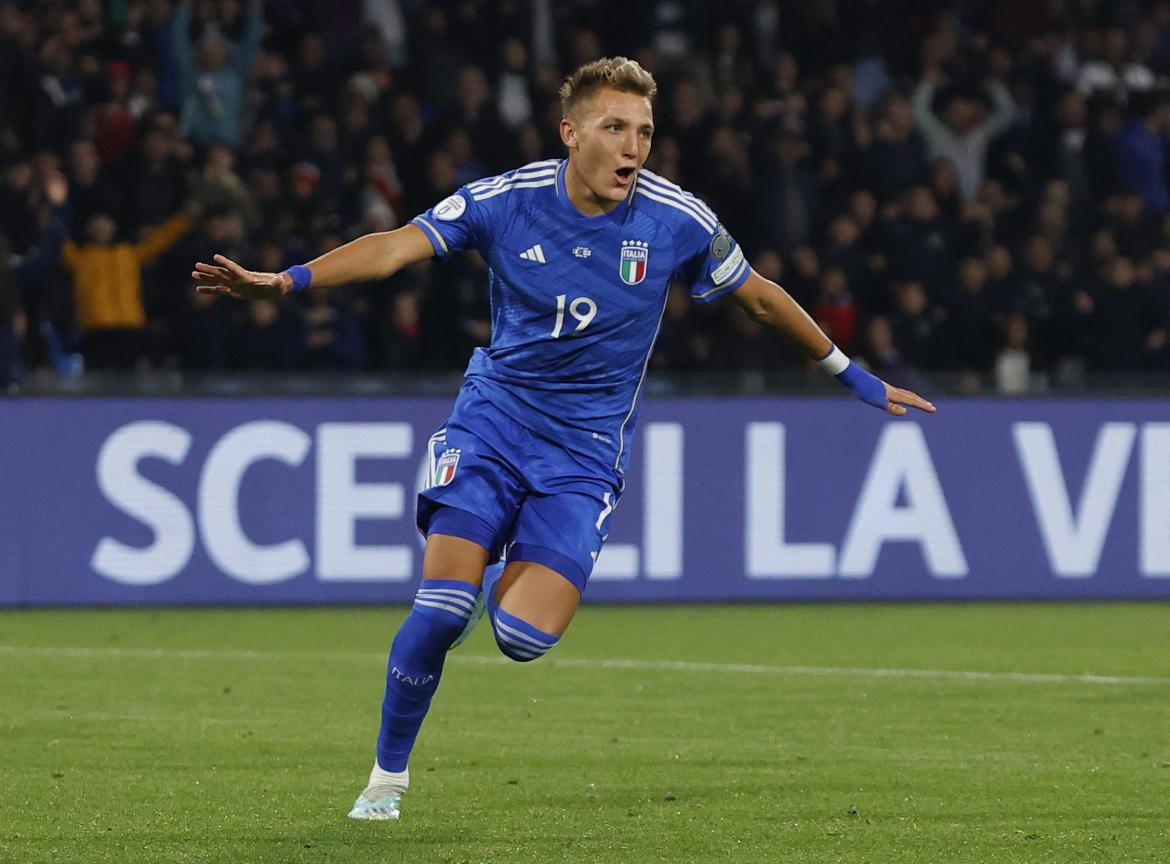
[558,56,657,117]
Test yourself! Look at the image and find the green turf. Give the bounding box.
[1,603,1168,864]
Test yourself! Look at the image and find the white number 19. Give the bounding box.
[550,294,598,339]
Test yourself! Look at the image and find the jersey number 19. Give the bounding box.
[550,295,597,339]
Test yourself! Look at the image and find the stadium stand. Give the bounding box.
[2,0,1170,394]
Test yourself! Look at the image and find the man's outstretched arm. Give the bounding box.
[192,224,436,300]
[730,268,936,416]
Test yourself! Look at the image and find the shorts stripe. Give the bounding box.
[426,428,447,487]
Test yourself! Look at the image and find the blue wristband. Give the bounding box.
[285,264,312,294]
[818,344,886,410]
[838,361,887,409]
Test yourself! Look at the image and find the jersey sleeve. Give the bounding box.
[409,186,495,257]
[678,217,750,304]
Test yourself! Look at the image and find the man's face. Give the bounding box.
[86,214,116,245]
[561,87,654,205]
[199,34,227,71]
[946,97,979,133]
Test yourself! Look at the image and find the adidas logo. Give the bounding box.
[519,244,546,263]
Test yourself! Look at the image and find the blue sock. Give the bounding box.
[376,579,480,772]
[483,561,505,616]
[490,606,560,662]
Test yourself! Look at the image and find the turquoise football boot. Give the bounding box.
[347,790,402,821]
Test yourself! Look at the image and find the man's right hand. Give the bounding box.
[192,254,289,300]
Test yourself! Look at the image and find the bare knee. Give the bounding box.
[490,562,579,662]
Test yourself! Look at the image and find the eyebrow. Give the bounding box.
[603,116,655,132]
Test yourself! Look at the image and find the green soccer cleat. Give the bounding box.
[347,789,402,821]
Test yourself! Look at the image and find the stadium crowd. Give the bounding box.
[3,0,1170,393]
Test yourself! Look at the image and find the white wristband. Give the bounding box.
[817,344,850,376]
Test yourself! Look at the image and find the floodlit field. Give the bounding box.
[1,603,1167,864]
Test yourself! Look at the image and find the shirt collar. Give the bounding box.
[555,160,635,223]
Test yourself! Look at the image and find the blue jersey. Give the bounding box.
[410,159,750,482]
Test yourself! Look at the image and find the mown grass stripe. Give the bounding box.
[0,644,1165,686]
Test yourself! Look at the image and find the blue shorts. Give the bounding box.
[418,379,622,590]
[416,380,620,593]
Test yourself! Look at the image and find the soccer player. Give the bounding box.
[192,57,935,821]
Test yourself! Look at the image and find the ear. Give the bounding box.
[559,117,577,151]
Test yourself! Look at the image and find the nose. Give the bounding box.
[622,130,638,158]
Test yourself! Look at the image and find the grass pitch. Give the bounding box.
[1,603,1168,864]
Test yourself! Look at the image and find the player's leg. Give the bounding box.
[487,560,581,660]
[352,394,525,820]
[484,488,606,662]
[376,531,489,768]
[350,528,491,821]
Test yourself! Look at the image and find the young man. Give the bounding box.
[193,57,935,821]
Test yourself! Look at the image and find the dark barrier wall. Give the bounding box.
[1,398,1168,605]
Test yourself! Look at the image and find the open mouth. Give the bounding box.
[615,166,636,185]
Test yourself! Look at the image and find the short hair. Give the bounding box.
[558,57,657,118]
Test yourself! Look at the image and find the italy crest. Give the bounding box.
[434,448,461,486]
[619,240,649,285]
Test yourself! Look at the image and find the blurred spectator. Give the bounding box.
[124,114,189,232]
[912,69,1018,202]
[994,314,1032,394]
[1075,27,1155,101]
[67,139,120,236]
[92,61,139,167]
[861,314,919,390]
[303,289,368,370]
[946,256,996,372]
[868,92,927,198]
[1017,235,1063,368]
[229,297,303,369]
[383,285,425,370]
[363,0,408,67]
[1043,91,1092,223]
[1091,256,1153,370]
[361,136,405,229]
[755,127,816,251]
[418,254,489,369]
[654,281,707,372]
[983,245,1018,315]
[890,185,954,295]
[171,0,262,148]
[810,266,857,353]
[61,205,192,368]
[193,143,258,230]
[171,289,229,371]
[497,38,533,130]
[889,280,943,369]
[0,171,68,391]
[1115,91,1170,216]
[443,66,506,171]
